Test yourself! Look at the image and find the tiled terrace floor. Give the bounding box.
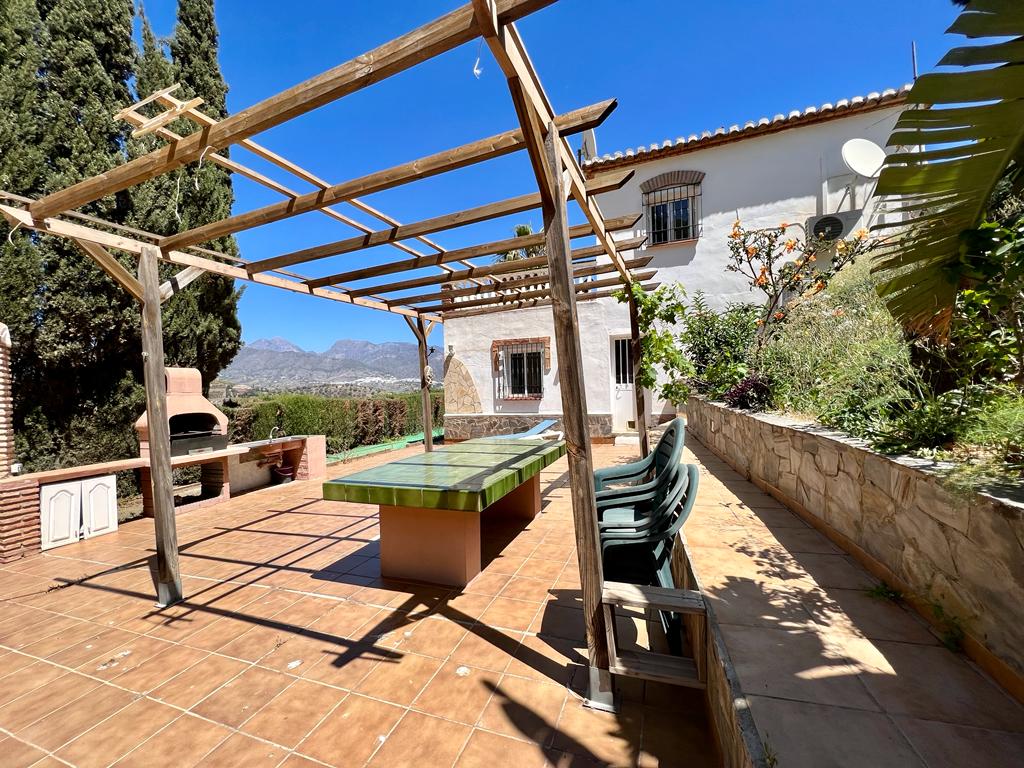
[684,440,1024,767]
[0,445,716,768]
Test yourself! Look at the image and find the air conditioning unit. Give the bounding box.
[805,210,864,242]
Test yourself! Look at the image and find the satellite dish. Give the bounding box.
[842,138,886,179]
[581,129,597,161]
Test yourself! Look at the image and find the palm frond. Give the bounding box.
[871,0,1024,335]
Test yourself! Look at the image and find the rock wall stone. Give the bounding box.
[443,356,482,415]
[687,396,1024,682]
[444,413,613,441]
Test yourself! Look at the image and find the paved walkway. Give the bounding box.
[0,445,714,768]
[678,439,1024,767]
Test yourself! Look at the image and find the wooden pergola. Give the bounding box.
[0,0,655,707]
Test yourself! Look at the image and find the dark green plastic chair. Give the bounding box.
[600,463,700,653]
[594,418,685,524]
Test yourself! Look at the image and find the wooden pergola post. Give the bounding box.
[627,293,650,458]
[540,123,613,708]
[139,244,183,606]
[405,316,436,452]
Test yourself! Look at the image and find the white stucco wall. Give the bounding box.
[445,105,906,422]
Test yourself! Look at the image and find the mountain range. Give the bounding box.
[219,337,444,390]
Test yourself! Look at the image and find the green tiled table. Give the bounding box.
[323,438,566,586]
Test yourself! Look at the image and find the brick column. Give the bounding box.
[0,324,13,478]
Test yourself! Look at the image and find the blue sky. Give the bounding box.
[141,0,961,351]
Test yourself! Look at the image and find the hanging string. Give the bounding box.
[194,145,213,191]
[171,168,183,223]
[5,220,22,245]
[472,37,484,79]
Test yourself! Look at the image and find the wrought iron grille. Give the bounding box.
[643,182,702,245]
[613,338,634,385]
[496,341,545,399]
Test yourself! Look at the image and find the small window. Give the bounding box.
[614,338,634,385]
[496,341,545,399]
[644,183,702,245]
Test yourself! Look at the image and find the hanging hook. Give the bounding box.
[194,145,213,190]
[5,221,22,245]
[472,38,484,79]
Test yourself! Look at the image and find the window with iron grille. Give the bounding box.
[496,341,545,399]
[644,182,702,245]
[613,338,634,385]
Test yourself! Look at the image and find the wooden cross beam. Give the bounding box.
[158,100,616,252]
[441,281,661,320]
[244,168,633,275]
[306,213,640,290]
[413,270,656,313]
[29,0,559,220]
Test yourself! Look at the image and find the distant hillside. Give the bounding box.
[219,337,444,391]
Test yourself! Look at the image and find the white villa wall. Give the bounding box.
[445,104,906,431]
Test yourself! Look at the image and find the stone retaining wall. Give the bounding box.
[444,413,613,441]
[686,396,1024,687]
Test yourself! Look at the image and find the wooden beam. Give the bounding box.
[131,97,204,138]
[404,317,436,452]
[394,254,653,306]
[0,205,442,323]
[413,270,655,312]
[159,265,205,302]
[71,239,145,303]
[350,234,644,299]
[138,244,183,606]
[159,100,617,252]
[538,123,610,692]
[308,213,641,290]
[441,281,660,320]
[627,292,650,458]
[29,0,562,219]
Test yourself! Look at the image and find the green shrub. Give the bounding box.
[680,292,760,397]
[226,391,444,454]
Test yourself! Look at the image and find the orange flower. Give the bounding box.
[773,311,785,320]
[779,221,788,230]
[754,266,769,286]
[784,239,797,253]
[833,309,845,317]
[807,253,817,262]
[746,245,758,257]
[855,228,869,241]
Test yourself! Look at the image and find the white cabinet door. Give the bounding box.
[40,481,82,550]
[82,475,118,539]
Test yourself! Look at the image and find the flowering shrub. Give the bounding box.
[723,373,774,411]
[725,219,879,343]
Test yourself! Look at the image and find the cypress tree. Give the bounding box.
[164,0,241,391]
[0,0,46,447]
[30,0,141,468]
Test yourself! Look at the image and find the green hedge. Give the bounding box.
[224,391,444,454]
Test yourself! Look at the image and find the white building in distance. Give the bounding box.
[443,86,910,440]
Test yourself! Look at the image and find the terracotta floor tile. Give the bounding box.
[112,643,209,693]
[112,714,232,768]
[192,665,293,727]
[465,571,513,597]
[894,716,1024,768]
[0,661,66,707]
[800,587,939,645]
[443,592,496,622]
[81,635,174,680]
[48,627,137,668]
[0,735,48,768]
[56,698,179,768]
[354,650,442,706]
[505,635,585,687]
[551,698,642,766]
[19,683,136,751]
[0,670,101,732]
[516,558,564,582]
[478,674,569,744]
[397,616,468,658]
[747,695,923,768]
[150,653,248,708]
[216,624,294,662]
[301,642,387,689]
[530,603,584,641]
[242,679,346,748]
[499,576,554,603]
[479,596,543,633]
[367,710,472,768]
[455,728,548,768]
[413,661,501,724]
[197,732,289,767]
[183,615,254,651]
[485,554,526,575]
[719,624,879,710]
[639,704,719,768]
[298,693,405,767]
[450,627,522,673]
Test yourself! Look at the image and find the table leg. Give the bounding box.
[488,474,541,521]
[379,504,481,587]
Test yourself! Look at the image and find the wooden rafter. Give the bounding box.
[306,213,640,289]
[349,236,645,299]
[29,0,560,220]
[442,282,660,320]
[413,270,656,312]
[244,167,633,275]
[158,100,616,252]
